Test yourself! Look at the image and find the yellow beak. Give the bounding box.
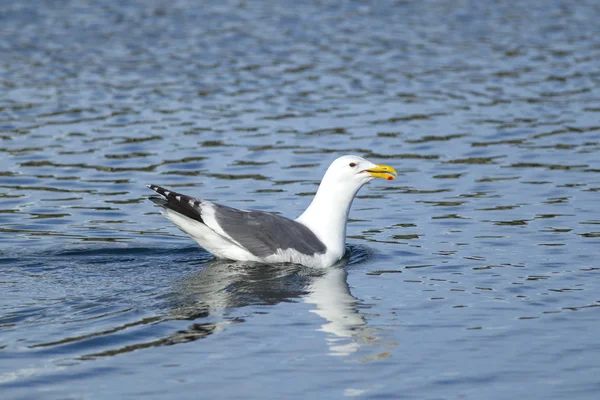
[365,164,397,180]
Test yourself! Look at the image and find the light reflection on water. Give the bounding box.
[1,0,600,398]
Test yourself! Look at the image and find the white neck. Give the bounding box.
[296,176,363,257]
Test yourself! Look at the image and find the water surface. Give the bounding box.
[1,0,600,399]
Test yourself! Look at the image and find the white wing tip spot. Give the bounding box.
[189,200,195,206]
[176,195,181,201]
[164,191,170,196]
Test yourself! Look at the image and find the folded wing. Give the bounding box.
[147,185,327,258]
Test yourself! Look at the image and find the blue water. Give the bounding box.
[1,0,600,398]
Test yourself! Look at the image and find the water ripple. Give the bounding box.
[1,0,600,398]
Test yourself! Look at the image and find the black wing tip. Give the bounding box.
[146,185,204,223]
[147,184,172,198]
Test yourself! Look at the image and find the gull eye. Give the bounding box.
[349,162,357,168]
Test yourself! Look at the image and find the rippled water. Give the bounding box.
[2,0,600,398]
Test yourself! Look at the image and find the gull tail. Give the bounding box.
[146,184,204,223]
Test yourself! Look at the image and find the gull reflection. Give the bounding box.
[168,256,372,357]
[75,251,374,359]
[304,263,369,356]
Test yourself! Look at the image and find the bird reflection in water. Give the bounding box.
[74,247,378,359]
[167,249,375,357]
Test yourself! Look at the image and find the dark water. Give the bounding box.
[2,0,600,398]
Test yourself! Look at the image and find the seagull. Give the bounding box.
[147,155,396,267]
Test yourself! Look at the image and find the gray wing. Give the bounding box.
[147,184,327,258]
[213,203,327,258]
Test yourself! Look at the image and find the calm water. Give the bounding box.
[2,0,600,398]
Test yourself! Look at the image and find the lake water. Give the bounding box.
[1,0,600,399]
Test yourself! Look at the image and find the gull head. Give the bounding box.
[296,155,397,258]
[322,155,397,189]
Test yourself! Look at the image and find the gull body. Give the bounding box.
[147,155,396,267]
